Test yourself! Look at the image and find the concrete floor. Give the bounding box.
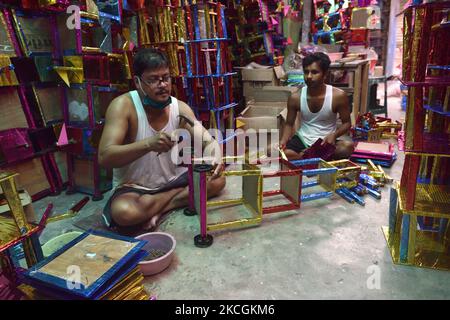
[33,86,450,300]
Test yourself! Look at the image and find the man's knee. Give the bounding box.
[209,176,226,196]
[110,199,142,226]
[334,140,355,159]
[341,140,355,153]
[285,148,303,160]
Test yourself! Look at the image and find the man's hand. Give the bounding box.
[322,133,336,146]
[270,142,288,161]
[146,132,174,153]
[211,162,224,179]
[278,142,287,150]
[270,142,286,152]
[209,148,224,179]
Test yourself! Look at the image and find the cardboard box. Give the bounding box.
[262,85,299,96]
[253,86,300,131]
[273,65,286,80]
[236,104,285,157]
[241,66,286,97]
[250,89,290,103]
[238,87,300,132]
[244,81,297,100]
[237,103,286,131]
[244,85,299,103]
[241,68,276,82]
[236,86,302,156]
[243,82,267,98]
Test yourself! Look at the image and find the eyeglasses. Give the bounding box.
[140,75,172,87]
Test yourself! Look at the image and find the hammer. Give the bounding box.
[157,114,196,156]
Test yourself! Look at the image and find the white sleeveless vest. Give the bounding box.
[112,91,187,190]
[296,85,337,146]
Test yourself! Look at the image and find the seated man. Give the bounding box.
[98,48,225,234]
[280,52,354,160]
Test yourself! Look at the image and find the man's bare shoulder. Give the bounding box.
[332,86,347,99]
[289,89,301,102]
[106,92,133,117]
[177,99,196,116]
[177,99,190,110]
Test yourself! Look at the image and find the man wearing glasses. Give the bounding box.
[99,48,225,235]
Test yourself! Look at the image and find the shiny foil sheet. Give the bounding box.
[22,232,146,299]
[0,56,18,86]
[165,6,175,41]
[405,86,415,150]
[0,172,37,267]
[410,8,425,82]
[123,0,145,11]
[0,128,34,164]
[350,7,381,30]
[38,0,64,5]
[291,159,338,202]
[10,57,40,83]
[122,15,138,51]
[67,85,90,124]
[34,56,58,82]
[137,10,150,45]
[13,12,55,56]
[415,6,434,83]
[383,184,450,271]
[257,159,302,214]
[327,159,361,189]
[63,55,84,84]
[412,85,425,151]
[71,155,112,195]
[402,9,412,81]
[0,215,20,250]
[96,0,121,23]
[33,85,64,125]
[79,17,110,53]
[98,16,112,53]
[0,12,17,57]
[193,163,263,236]
[177,8,187,41]
[83,55,109,84]
[403,155,450,215]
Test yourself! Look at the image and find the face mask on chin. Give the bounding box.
[137,77,171,110]
[142,95,172,110]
